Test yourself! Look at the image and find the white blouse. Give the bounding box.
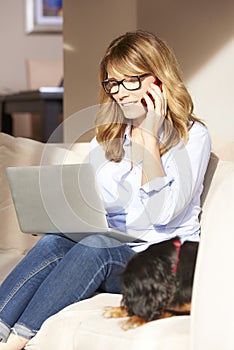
[89,122,211,252]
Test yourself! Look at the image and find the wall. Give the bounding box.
[0,0,63,138]
[0,0,63,92]
[136,0,234,142]
[63,0,137,142]
[63,0,234,144]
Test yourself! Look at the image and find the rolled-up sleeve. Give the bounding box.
[139,173,175,198]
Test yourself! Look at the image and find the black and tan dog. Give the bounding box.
[104,237,198,330]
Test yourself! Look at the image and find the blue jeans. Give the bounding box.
[0,234,135,342]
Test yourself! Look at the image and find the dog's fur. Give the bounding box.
[104,237,198,330]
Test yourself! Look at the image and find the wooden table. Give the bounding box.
[0,88,63,142]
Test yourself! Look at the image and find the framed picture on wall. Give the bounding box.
[25,0,63,34]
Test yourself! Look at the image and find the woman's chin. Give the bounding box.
[122,104,146,121]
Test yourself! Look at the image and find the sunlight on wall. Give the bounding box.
[63,42,75,52]
[187,36,234,141]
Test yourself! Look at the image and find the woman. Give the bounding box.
[0,30,211,349]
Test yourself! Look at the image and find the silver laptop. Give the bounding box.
[6,163,145,243]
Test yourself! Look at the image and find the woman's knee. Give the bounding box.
[29,234,75,258]
[77,235,134,269]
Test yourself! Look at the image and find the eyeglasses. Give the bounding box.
[102,73,150,95]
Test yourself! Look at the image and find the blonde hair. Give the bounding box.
[95,30,204,162]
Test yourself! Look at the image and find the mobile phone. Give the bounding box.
[141,78,163,108]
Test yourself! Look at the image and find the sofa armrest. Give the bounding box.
[191,155,234,349]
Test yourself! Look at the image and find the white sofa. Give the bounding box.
[1,132,234,350]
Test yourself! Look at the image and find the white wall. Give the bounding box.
[0,0,62,93]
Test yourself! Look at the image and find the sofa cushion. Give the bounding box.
[26,293,190,350]
[200,153,234,230]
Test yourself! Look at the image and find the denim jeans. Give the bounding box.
[0,234,135,342]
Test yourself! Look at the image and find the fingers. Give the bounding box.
[143,83,167,117]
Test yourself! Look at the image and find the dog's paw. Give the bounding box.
[103,306,128,319]
[120,315,148,330]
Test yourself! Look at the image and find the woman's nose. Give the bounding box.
[117,83,129,99]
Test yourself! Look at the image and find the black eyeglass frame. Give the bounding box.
[102,73,150,95]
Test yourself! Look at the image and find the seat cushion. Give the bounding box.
[26,293,190,350]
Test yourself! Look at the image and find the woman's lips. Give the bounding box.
[121,101,139,108]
